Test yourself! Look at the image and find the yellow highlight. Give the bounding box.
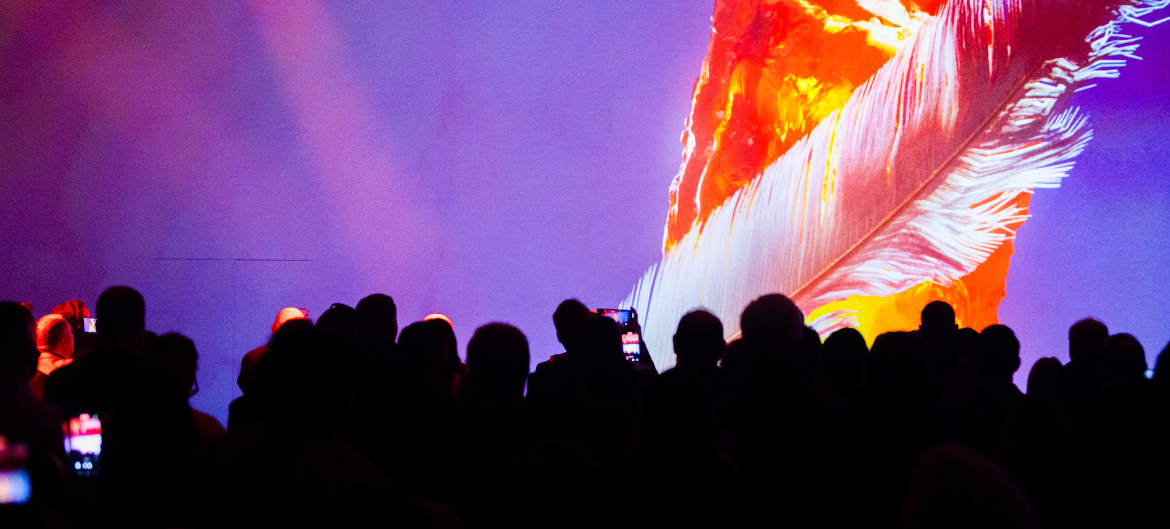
[794,0,930,54]
[806,194,1031,344]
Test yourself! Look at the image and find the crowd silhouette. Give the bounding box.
[0,286,1167,528]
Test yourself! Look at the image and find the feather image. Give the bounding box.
[625,0,1170,370]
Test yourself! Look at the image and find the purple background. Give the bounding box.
[1,0,1167,423]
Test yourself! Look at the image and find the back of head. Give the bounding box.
[799,326,822,383]
[271,307,308,334]
[398,319,454,392]
[920,301,957,331]
[52,300,91,334]
[36,314,74,358]
[465,323,530,403]
[315,303,356,343]
[355,293,397,346]
[424,315,463,395]
[0,301,37,381]
[553,299,591,353]
[1068,318,1108,362]
[739,293,804,362]
[868,331,933,395]
[974,324,1021,381]
[901,444,1040,529]
[821,327,868,386]
[577,314,622,360]
[1103,333,1147,383]
[673,309,725,368]
[96,286,146,347]
[141,333,198,401]
[1026,357,1063,397]
[254,319,344,426]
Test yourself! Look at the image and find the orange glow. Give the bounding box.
[666,0,938,250]
[806,192,1031,343]
[423,313,453,327]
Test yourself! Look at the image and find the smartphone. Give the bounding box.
[596,308,642,363]
[63,414,101,477]
[82,317,97,333]
[0,435,31,504]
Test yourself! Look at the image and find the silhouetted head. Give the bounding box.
[1026,357,1062,397]
[553,299,591,353]
[920,301,957,331]
[578,314,623,359]
[0,301,37,381]
[799,326,822,383]
[423,315,463,395]
[36,314,74,359]
[721,338,747,367]
[901,444,1040,529]
[254,319,345,426]
[96,286,146,351]
[974,325,1021,381]
[52,299,91,335]
[271,307,308,334]
[673,309,724,368]
[142,333,199,401]
[355,293,398,346]
[868,331,933,397]
[955,327,979,360]
[316,303,356,343]
[1103,333,1147,383]
[739,293,804,362]
[465,323,530,404]
[821,327,868,388]
[920,301,959,378]
[1068,318,1108,362]
[398,319,454,394]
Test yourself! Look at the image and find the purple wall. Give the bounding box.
[2,0,1167,423]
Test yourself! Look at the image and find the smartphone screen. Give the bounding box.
[0,435,31,505]
[63,414,101,477]
[597,309,642,362]
[82,317,97,333]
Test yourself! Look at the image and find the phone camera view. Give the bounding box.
[63,414,102,477]
[621,332,642,363]
[82,317,97,333]
[598,309,642,363]
[0,435,31,505]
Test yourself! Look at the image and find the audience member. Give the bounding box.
[936,324,1024,456]
[141,333,225,444]
[425,314,465,400]
[43,286,146,417]
[50,299,96,361]
[0,302,64,457]
[29,314,73,399]
[236,306,307,396]
[193,319,432,528]
[0,302,68,527]
[722,294,855,527]
[1101,332,1147,386]
[1055,318,1108,415]
[354,293,398,356]
[818,326,867,405]
[901,444,1040,529]
[315,303,356,345]
[457,323,534,527]
[229,306,307,430]
[7,283,1166,528]
[1025,357,1062,398]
